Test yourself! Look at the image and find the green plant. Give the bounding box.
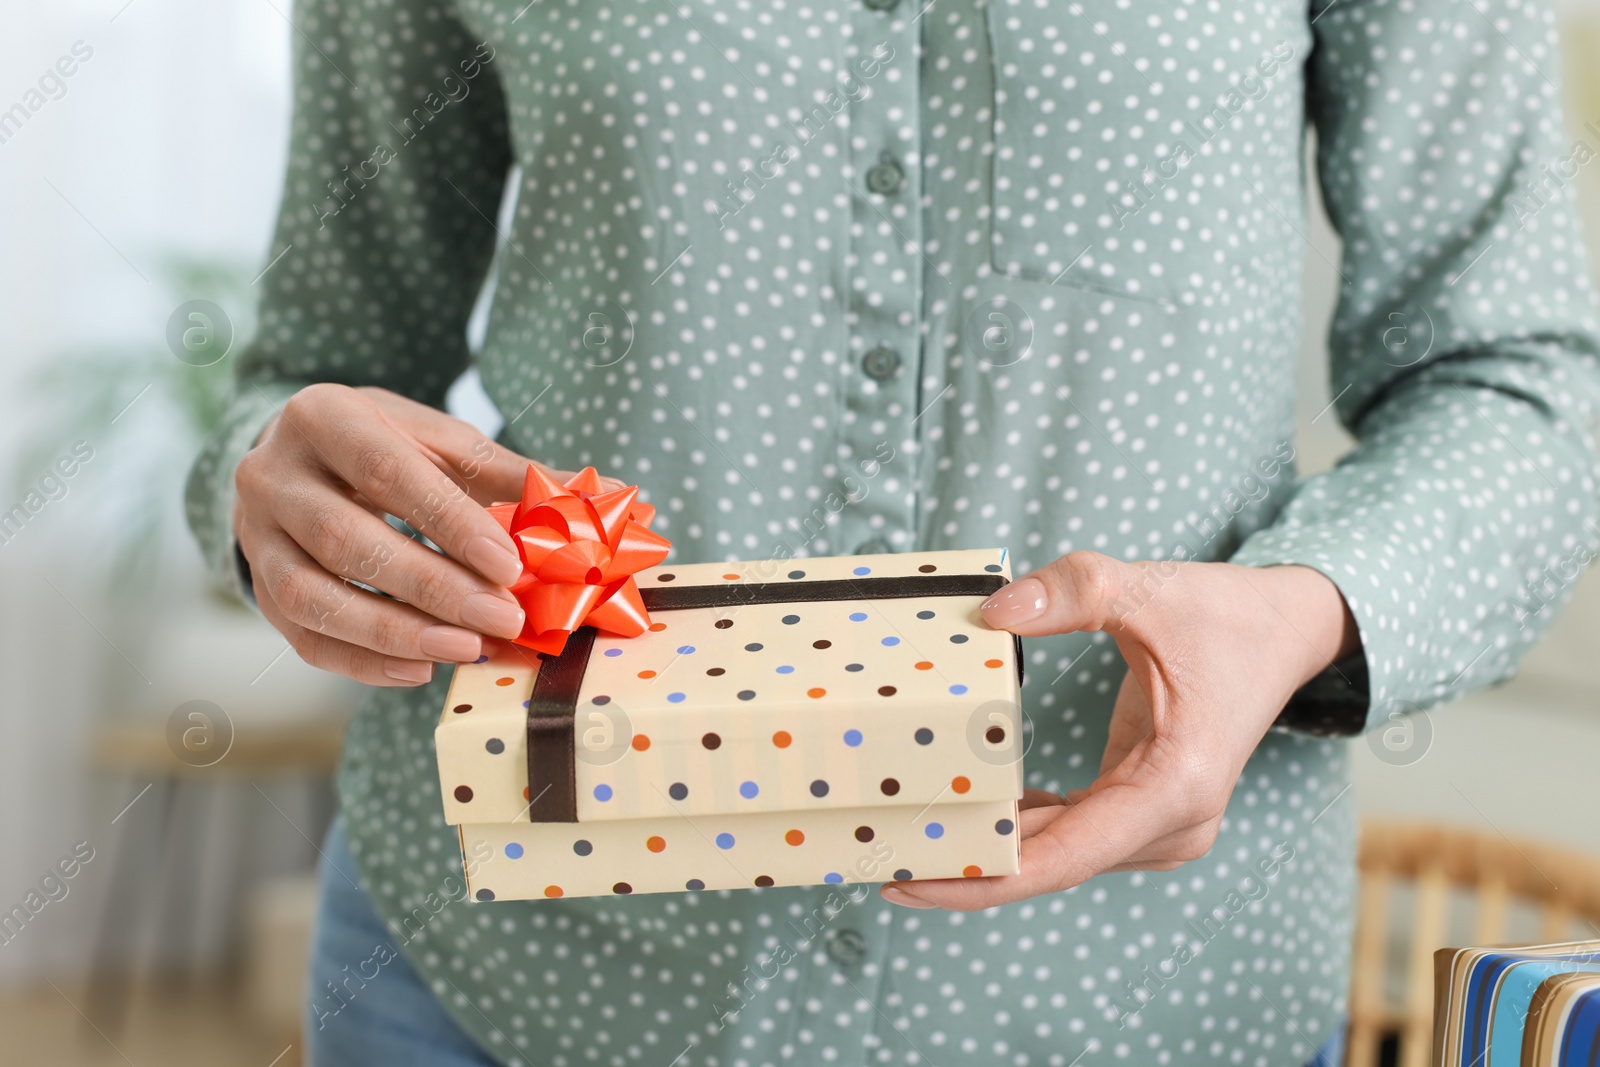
[15,257,254,596]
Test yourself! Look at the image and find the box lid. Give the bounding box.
[437,548,1024,825]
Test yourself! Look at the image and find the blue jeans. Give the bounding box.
[1309,1028,1345,1067]
[305,819,495,1066]
[306,818,1347,1066]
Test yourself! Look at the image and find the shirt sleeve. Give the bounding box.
[184,0,511,600]
[1231,0,1600,735]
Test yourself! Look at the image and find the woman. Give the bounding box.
[187,0,1600,1063]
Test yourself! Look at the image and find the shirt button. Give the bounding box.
[861,345,901,381]
[865,157,905,196]
[862,0,899,11]
[855,538,892,555]
[827,929,868,966]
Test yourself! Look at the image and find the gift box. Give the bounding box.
[436,547,1026,900]
[1432,939,1600,1066]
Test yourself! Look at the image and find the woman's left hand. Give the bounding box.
[880,552,1360,911]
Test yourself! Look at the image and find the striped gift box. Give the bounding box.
[1433,940,1600,1066]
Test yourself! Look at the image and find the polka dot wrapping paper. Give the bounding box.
[459,798,1021,900]
[436,548,1024,899]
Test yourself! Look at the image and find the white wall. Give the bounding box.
[0,1,306,983]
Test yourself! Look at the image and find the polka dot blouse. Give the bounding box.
[185,0,1600,1063]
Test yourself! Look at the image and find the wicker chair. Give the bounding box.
[1347,820,1600,1067]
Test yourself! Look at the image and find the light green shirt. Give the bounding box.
[186,0,1600,1063]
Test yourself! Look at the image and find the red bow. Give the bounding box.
[486,466,671,655]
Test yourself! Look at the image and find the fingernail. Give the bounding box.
[464,536,524,586]
[383,658,433,684]
[418,625,483,662]
[881,885,938,909]
[980,576,1047,627]
[461,593,526,638]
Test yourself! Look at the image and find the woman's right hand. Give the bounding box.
[233,383,613,686]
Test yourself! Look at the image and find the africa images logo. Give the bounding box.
[0,41,94,147]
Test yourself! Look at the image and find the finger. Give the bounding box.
[882,755,1187,910]
[973,799,1187,879]
[874,799,1068,910]
[248,525,486,662]
[1098,859,1187,875]
[1041,802,1221,874]
[364,390,550,503]
[1096,831,1222,874]
[1019,788,1071,812]
[265,478,525,640]
[363,389,626,504]
[979,550,1148,637]
[291,623,438,686]
[273,385,524,586]
[252,562,437,687]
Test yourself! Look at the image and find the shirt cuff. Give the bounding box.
[184,380,302,606]
[234,540,259,608]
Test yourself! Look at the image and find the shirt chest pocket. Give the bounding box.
[983,0,1305,305]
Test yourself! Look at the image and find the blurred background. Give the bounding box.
[4,3,1600,1065]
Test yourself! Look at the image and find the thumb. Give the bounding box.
[980,551,1152,637]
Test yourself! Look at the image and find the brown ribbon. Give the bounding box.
[526,572,1018,822]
